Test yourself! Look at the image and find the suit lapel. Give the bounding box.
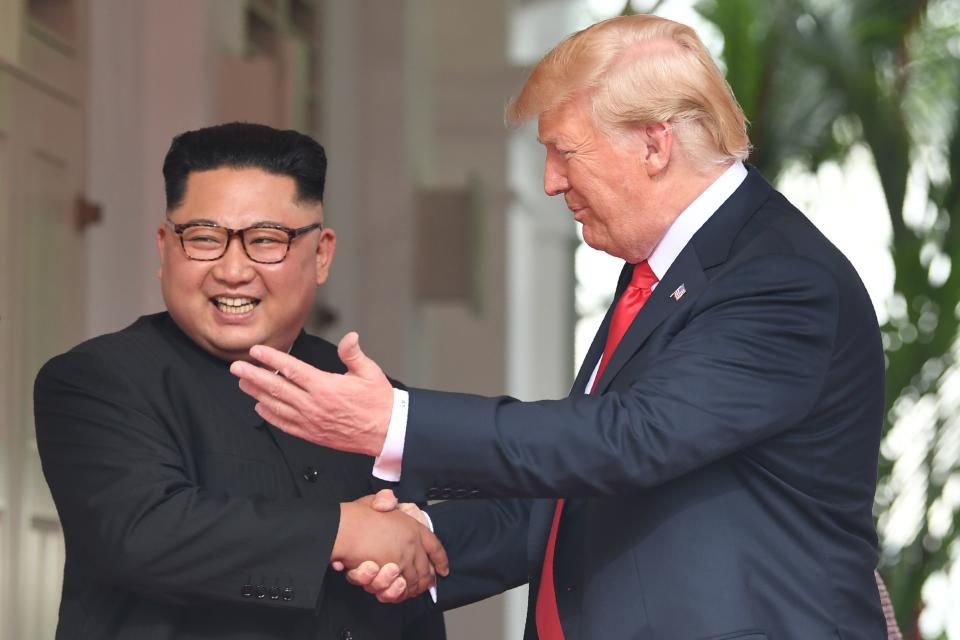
[571,263,632,394]
[593,246,707,394]
[591,166,774,395]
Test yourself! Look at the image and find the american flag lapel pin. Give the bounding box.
[670,283,687,301]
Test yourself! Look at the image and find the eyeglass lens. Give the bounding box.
[180,226,289,263]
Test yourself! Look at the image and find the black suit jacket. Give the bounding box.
[34,313,444,640]
[406,169,886,639]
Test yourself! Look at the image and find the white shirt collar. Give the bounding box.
[646,161,748,281]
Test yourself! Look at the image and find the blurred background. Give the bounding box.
[0,0,957,637]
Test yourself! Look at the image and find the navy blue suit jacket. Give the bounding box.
[404,169,886,639]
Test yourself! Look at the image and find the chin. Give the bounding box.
[203,331,262,362]
[204,342,255,362]
[581,234,612,257]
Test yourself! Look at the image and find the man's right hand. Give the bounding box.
[331,491,447,602]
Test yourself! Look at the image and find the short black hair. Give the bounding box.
[162,122,327,211]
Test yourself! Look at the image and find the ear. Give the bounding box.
[156,223,168,279]
[315,227,337,286]
[641,122,673,177]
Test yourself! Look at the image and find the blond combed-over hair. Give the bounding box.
[507,14,750,169]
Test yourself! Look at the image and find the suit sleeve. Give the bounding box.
[34,350,339,610]
[424,498,530,610]
[396,254,841,499]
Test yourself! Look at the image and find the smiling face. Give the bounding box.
[157,167,336,362]
[538,93,678,263]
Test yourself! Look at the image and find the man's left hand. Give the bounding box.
[229,332,392,456]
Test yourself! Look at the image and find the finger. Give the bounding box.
[371,489,398,512]
[408,543,432,599]
[232,361,314,413]
[236,380,310,433]
[245,345,325,393]
[368,563,401,592]
[253,403,323,446]
[407,553,433,598]
[397,556,424,600]
[331,561,344,571]
[337,332,383,381]
[376,577,408,604]
[421,529,450,577]
[345,561,381,586]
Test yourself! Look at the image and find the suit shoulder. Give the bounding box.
[38,314,171,380]
[735,192,865,286]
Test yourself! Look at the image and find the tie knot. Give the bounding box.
[629,260,658,291]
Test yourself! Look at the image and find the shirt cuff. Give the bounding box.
[422,510,438,603]
[372,388,408,481]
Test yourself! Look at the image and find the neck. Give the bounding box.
[661,160,732,216]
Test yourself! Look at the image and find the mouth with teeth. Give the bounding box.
[212,296,260,315]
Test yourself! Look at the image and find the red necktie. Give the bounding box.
[535,260,658,639]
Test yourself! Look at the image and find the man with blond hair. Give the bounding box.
[232,15,889,639]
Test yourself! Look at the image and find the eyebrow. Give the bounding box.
[178,218,291,228]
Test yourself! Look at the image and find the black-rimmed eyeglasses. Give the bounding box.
[166,221,323,264]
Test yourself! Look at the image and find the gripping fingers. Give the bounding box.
[406,544,432,599]
[345,561,381,586]
[376,576,408,604]
[367,563,401,592]
[399,560,422,600]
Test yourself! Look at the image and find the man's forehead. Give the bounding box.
[173,167,322,224]
[537,98,590,144]
[537,109,563,144]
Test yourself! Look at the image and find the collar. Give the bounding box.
[647,161,748,280]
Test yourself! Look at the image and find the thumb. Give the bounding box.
[338,332,382,380]
[371,488,399,512]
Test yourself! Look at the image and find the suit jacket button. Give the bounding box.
[302,466,319,482]
[268,586,281,600]
[440,487,452,499]
[281,587,295,601]
[469,489,481,498]
[339,629,354,640]
[453,488,467,499]
[240,584,254,598]
[254,585,266,599]
[426,487,439,499]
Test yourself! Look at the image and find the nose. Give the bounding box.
[543,151,569,197]
[211,234,256,284]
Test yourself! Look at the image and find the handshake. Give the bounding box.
[331,489,448,603]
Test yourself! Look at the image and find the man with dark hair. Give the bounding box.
[34,122,447,640]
